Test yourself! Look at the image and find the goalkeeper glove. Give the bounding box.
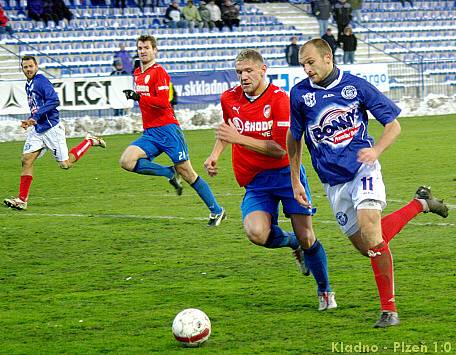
[123,89,140,101]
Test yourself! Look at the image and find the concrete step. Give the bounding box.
[253,2,397,65]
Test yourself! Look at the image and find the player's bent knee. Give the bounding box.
[245,226,269,246]
[119,157,135,171]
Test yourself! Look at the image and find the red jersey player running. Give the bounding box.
[120,35,225,226]
[3,55,106,211]
[204,49,336,310]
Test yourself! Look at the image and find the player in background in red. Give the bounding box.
[204,49,336,310]
[121,35,225,226]
[3,55,106,211]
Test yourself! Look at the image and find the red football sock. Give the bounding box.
[69,138,92,161]
[369,242,396,312]
[381,199,423,243]
[19,175,33,202]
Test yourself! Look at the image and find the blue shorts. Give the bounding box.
[241,165,316,225]
[131,124,189,164]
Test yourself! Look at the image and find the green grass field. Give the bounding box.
[0,115,455,354]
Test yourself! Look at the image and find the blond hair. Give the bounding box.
[235,49,264,65]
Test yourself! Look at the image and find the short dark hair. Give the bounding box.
[21,55,37,65]
[137,35,157,48]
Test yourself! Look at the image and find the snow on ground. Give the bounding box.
[1,95,455,143]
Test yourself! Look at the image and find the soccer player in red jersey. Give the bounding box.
[204,49,336,310]
[3,55,106,211]
[120,35,225,226]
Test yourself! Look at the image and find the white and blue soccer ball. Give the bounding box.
[172,308,211,347]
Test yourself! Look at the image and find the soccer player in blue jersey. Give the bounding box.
[3,55,106,211]
[287,39,449,327]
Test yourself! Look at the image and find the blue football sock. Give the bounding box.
[190,176,222,214]
[134,158,174,179]
[304,239,331,293]
[264,224,300,249]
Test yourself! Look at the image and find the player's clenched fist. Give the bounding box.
[20,118,36,130]
[123,89,141,101]
[204,157,218,177]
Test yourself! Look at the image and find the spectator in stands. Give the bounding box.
[0,4,14,35]
[333,0,352,44]
[41,0,60,28]
[399,0,413,7]
[321,27,339,62]
[221,0,240,31]
[27,0,60,28]
[26,0,44,24]
[92,0,106,5]
[137,0,159,13]
[114,0,126,9]
[285,36,300,66]
[164,0,188,28]
[114,43,133,75]
[340,25,357,64]
[111,60,128,116]
[198,1,214,30]
[133,54,141,72]
[348,0,363,24]
[182,0,203,31]
[169,81,178,108]
[314,0,331,37]
[53,0,73,28]
[207,0,224,31]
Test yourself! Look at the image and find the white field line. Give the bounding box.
[1,212,454,227]
[29,195,456,211]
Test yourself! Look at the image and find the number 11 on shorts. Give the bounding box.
[361,176,373,191]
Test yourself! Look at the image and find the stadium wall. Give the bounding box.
[1,64,455,142]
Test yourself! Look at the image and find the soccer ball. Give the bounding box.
[172,308,211,347]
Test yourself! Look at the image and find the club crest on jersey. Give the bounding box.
[144,75,151,84]
[341,85,357,100]
[310,105,360,145]
[263,105,271,118]
[336,212,348,226]
[303,92,316,107]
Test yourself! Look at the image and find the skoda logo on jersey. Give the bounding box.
[341,85,357,100]
[303,92,316,107]
[231,117,244,133]
[336,212,348,226]
[144,75,151,84]
[263,104,271,118]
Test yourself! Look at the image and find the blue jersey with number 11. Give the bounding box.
[289,70,401,186]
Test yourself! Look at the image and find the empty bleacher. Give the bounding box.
[0,0,455,95]
[1,2,301,78]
